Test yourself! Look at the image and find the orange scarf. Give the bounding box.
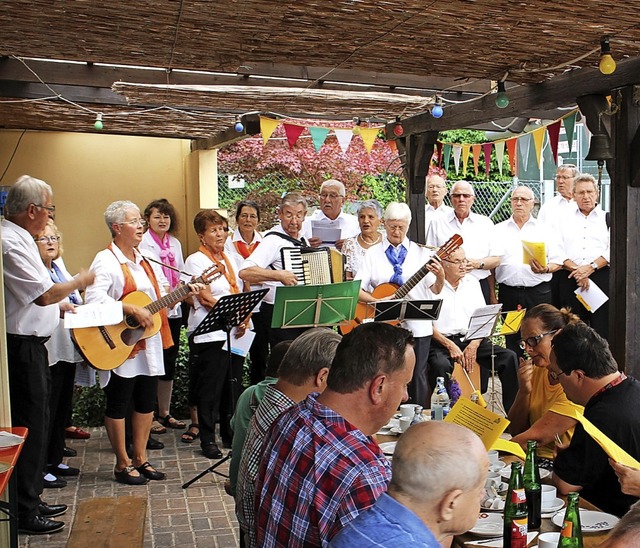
[198,245,240,294]
[234,239,260,259]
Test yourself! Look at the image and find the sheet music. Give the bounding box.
[222,328,256,357]
[463,304,502,340]
[311,222,341,246]
[63,302,124,329]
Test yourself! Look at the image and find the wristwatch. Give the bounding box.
[479,261,485,270]
[589,261,598,270]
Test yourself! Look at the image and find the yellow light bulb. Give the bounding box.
[599,53,616,75]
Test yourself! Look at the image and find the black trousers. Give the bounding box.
[498,281,553,358]
[428,335,519,412]
[7,334,50,521]
[158,317,183,381]
[261,303,308,348]
[46,361,76,468]
[248,310,269,386]
[188,339,243,447]
[407,336,432,407]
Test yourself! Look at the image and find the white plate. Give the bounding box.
[469,512,503,537]
[480,498,505,512]
[551,509,619,532]
[379,441,397,456]
[541,497,565,515]
[0,432,24,449]
[500,467,550,480]
[489,460,508,473]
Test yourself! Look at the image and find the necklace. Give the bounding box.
[358,232,381,247]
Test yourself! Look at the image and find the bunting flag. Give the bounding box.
[309,126,330,152]
[563,111,577,154]
[471,144,481,176]
[483,142,493,177]
[532,126,546,168]
[547,120,562,165]
[283,123,305,149]
[334,129,354,154]
[519,132,532,172]
[506,138,518,176]
[260,117,281,145]
[443,143,452,172]
[359,127,379,154]
[495,141,505,176]
[388,139,398,155]
[435,141,444,166]
[452,145,462,175]
[461,144,471,176]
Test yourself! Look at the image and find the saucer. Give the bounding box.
[541,497,565,514]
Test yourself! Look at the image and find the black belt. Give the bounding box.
[7,333,50,344]
[446,333,466,341]
[502,281,550,291]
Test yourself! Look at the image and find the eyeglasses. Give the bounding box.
[281,212,305,221]
[35,236,59,244]
[32,203,56,213]
[238,213,259,220]
[518,329,559,350]
[119,218,147,227]
[319,193,344,199]
[548,368,568,381]
[511,197,533,202]
[443,258,468,266]
[555,175,574,180]
[386,224,407,232]
[450,193,474,199]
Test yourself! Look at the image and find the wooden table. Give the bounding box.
[0,427,28,548]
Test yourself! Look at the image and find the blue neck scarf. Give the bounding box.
[50,262,81,304]
[385,243,407,286]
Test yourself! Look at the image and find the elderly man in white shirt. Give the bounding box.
[356,202,445,407]
[304,179,359,250]
[557,174,610,339]
[426,181,502,304]
[424,174,453,233]
[493,186,563,356]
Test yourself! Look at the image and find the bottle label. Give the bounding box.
[561,520,573,537]
[509,517,528,547]
[511,488,526,504]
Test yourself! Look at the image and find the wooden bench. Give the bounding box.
[67,496,147,548]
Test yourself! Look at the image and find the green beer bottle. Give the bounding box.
[503,462,528,548]
[558,492,583,548]
[523,440,542,529]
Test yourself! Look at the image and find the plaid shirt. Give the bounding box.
[255,394,392,548]
[236,384,294,547]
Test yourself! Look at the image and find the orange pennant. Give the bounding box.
[506,138,518,176]
[472,144,481,176]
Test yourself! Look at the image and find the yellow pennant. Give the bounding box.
[532,126,546,168]
[461,144,471,176]
[260,117,281,145]
[359,127,379,154]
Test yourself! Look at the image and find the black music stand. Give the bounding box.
[373,299,443,323]
[182,288,268,489]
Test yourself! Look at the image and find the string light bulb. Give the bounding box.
[495,81,509,109]
[234,116,244,132]
[352,116,361,135]
[599,36,617,75]
[431,97,444,118]
[93,113,103,130]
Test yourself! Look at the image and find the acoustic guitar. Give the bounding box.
[72,265,221,371]
[340,234,463,335]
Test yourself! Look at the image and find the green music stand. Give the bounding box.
[271,280,361,329]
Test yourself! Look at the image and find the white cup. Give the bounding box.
[541,484,557,507]
[399,416,412,432]
[399,403,418,418]
[487,450,500,465]
[485,471,500,489]
[538,532,561,548]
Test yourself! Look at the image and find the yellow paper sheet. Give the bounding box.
[491,438,527,460]
[444,397,510,450]
[500,309,526,335]
[554,407,640,468]
[522,241,547,268]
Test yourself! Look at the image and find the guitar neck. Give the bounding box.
[394,264,431,299]
[145,284,191,316]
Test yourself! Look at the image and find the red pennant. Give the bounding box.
[483,142,493,177]
[436,141,443,166]
[388,140,398,155]
[472,144,481,176]
[283,123,305,149]
[547,121,562,165]
[506,138,518,176]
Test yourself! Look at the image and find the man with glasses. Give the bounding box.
[550,323,640,517]
[492,186,563,356]
[304,179,359,250]
[424,174,453,233]
[2,175,95,534]
[426,181,502,304]
[427,247,518,412]
[537,164,577,232]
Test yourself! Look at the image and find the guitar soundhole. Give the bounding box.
[121,327,145,347]
[124,315,139,328]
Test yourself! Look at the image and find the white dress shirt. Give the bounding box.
[559,206,610,265]
[434,276,486,337]
[356,236,437,337]
[494,216,563,286]
[224,228,263,259]
[424,203,453,236]
[426,210,502,280]
[537,194,576,232]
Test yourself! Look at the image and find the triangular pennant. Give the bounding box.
[443,144,452,172]
[547,121,562,165]
[334,129,354,154]
[472,144,481,176]
[461,144,471,177]
[452,145,462,175]
[495,141,506,176]
[519,133,532,172]
[260,117,281,145]
[505,138,518,176]
[563,111,577,154]
[308,126,330,152]
[359,127,379,154]
[435,141,444,166]
[283,123,305,149]
[532,127,546,168]
[388,139,398,155]
[483,142,493,177]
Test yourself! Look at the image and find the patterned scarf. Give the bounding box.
[385,244,407,286]
[148,230,179,289]
[198,245,240,294]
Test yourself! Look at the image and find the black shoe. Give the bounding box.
[43,477,67,489]
[18,515,65,535]
[38,502,68,517]
[146,436,164,450]
[63,446,77,457]
[48,465,80,477]
[201,443,223,459]
[114,465,149,486]
[135,461,166,481]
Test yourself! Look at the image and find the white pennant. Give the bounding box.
[452,145,462,175]
[494,141,506,176]
[334,129,354,154]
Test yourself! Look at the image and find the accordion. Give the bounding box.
[281,247,345,285]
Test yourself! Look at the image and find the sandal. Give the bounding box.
[159,414,186,429]
[150,421,167,435]
[181,424,200,444]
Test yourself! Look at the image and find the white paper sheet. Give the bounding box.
[575,279,609,313]
[63,302,124,329]
[464,304,502,341]
[222,328,256,357]
[311,222,341,246]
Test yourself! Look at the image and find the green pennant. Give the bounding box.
[563,111,577,154]
[443,143,452,172]
[308,127,330,152]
